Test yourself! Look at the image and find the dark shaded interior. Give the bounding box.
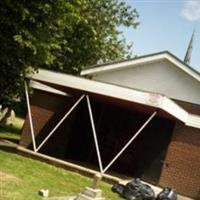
[63,98,175,184]
[32,94,175,184]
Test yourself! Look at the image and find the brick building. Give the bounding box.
[20,51,200,199]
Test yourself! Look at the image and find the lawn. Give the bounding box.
[0,150,122,200]
[0,116,24,141]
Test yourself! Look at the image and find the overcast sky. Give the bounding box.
[121,0,200,71]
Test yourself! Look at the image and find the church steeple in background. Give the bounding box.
[184,30,195,65]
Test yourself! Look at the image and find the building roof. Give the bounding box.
[80,51,200,83]
[30,80,69,96]
[28,68,200,129]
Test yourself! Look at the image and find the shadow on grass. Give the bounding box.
[0,117,24,140]
[0,124,21,134]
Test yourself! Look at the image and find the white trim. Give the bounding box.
[164,54,200,82]
[81,54,165,76]
[36,94,85,152]
[102,111,157,173]
[86,95,103,173]
[186,114,200,129]
[28,69,161,107]
[24,81,37,152]
[81,52,200,83]
[28,69,200,128]
[159,97,188,123]
[30,80,70,96]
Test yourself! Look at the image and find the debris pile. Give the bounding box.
[112,178,177,200]
[156,187,177,200]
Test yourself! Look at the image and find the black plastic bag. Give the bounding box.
[112,183,125,195]
[123,178,155,200]
[112,178,155,200]
[156,188,177,200]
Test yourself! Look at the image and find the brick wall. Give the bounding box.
[20,90,76,158]
[20,90,200,198]
[159,122,200,199]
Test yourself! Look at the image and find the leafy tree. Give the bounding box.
[0,0,79,103]
[0,0,139,124]
[49,0,139,73]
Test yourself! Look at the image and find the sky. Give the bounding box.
[120,0,200,72]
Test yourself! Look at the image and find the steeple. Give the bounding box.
[184,30,195,65]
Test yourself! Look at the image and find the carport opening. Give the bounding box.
[64,98,175,184]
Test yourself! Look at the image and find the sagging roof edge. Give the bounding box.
[80,51,200,83]
[27,69,195,126]
[30,80,71,97]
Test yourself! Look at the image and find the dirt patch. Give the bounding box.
[0,171,20,183]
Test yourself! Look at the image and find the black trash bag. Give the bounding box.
[112,183,125,195]
[156,188,177,200]
[122,178,155,200]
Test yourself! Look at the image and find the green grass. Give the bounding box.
[0,150,122,200]
[0,116,24,140]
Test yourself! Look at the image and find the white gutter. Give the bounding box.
[28,69,197,127]
[28,69,161,108]
[186,114,200,129]
[159,97,188,123]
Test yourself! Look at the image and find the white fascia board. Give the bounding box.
[186,114,200,129]
[29,69,163,108]
[28,69,193,124]
[81,52,200,83]
[30,80,70,97]
[80,54,165,76]
[159,96,188,122]
[164,54,200,82]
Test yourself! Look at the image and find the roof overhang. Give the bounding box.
[81,51,200,83]
[27,69,193,125]
[30,80,70,96]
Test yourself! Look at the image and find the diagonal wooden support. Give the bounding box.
[86,95,103,173]
[24,81,37,152]
[36,94,85,152]
[102,111,157,173]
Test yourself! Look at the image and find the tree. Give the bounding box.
[0,0,80,124]
[0,0,139,124]
[49,0,139,73]
[0,0,80,102]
